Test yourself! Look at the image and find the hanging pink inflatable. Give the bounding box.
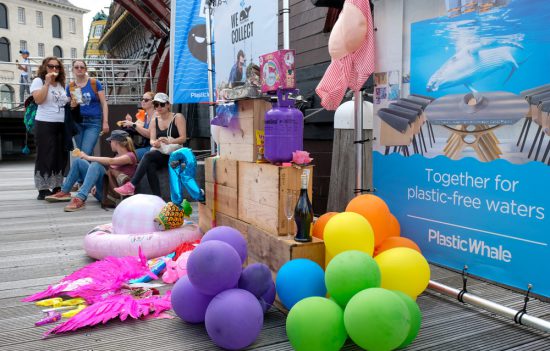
[84,194,202,260]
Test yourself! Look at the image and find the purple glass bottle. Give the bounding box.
[264,88,304,164]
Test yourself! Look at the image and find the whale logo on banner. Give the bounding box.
[170,0,212,103]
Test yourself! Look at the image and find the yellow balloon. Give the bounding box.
[374,247,430,299]
[324,212,375,265]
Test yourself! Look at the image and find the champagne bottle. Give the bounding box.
[294,171,313,242]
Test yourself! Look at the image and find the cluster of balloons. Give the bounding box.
[171,226,275,350]
[279,194,430,350]
[285,251,422,351]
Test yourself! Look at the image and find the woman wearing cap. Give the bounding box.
[45,130,138,212]
[114,92,187,197]
[31,56,70,200]
[119,91,155,160]
[67,60,109,155]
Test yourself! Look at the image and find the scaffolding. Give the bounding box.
[0,57,152,110]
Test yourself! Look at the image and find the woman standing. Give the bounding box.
[115,93,187,197]
[31,57,70,200]
[67,60,109,155]
[121,91,155,160]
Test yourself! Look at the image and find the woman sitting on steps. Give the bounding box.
[45,130,137,212]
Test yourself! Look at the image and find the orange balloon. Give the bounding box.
[374,236,421,256]
[346,194,392,247]
[387,213,401,238]
[313,212,338,240]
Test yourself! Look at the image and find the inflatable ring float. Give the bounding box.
[84,194,202,260]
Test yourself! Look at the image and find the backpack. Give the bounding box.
[23,95,38,134]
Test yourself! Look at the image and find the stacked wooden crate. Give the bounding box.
[201,98,325,277]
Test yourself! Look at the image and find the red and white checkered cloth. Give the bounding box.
[316,0,375,110]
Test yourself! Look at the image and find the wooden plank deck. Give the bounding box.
[0,161,548,350]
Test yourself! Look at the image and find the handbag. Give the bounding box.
[150,115,182,155]
[102,168,130,208]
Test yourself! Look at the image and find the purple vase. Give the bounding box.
[264,89,304,164]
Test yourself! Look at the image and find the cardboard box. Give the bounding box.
[259,50,296,93]
[238,162,313,236]
[247,224,325,273]
[219,99,271,163]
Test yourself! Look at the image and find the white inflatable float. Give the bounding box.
[84,195,202,260]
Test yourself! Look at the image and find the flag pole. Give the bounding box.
[205,0,216,155]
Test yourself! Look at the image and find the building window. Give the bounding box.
[38,43,45,57]
[0,4,8,29]
[52,15,61,38]
[20,40,27,52]
[0,84,15,110]
[69,18,76,33]
[0,37,10,62]
[53,45,63,58]
[94,25,103,38]
[36,11,43,27]
[18,7,25,24]
[71,48,77,58]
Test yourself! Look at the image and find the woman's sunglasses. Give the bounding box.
[141,98,151,102]
[153,102,167,108]
[73,65,86,70]
[47,64,61,70]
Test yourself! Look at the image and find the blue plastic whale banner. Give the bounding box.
[373,0,550,298]
[170,0,212,103]
[374,153,550,297]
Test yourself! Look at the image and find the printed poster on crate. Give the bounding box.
[170,0,212,103]
[212,0,278,97]
[373,0,550,297]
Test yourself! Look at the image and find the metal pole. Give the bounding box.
[429,280,550,333]
[354,90,364,196]
[283,0,290,49]
[205,0,216,155]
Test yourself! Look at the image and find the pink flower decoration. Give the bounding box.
[292,151,313,165]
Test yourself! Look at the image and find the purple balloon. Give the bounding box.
[205,289,264,350]
[171,275,214,323]
[259,280,276,313]
[202,226,247,264]
[187,240,242,296]
[238,263,272,298]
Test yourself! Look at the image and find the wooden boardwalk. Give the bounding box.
[0,161,548,350]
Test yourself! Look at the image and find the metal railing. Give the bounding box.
[0,57,152,110]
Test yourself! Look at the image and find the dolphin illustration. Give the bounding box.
[427,39,526,93]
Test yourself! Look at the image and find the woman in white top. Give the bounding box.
[30,56,70,200]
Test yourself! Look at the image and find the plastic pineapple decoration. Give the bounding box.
[155,199,193,230]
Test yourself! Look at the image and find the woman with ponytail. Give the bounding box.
[46,130,138,211]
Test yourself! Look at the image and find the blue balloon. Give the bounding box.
[168,147,205,203]
[276,259,326,310]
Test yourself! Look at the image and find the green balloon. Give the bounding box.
[286,297,348,351]
[325,250,381,308]
[344,288,410,351]
[393,290,422,348]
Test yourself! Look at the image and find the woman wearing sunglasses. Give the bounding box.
[30,57,70,200]
[120,91,155,160]
[115,93,187,197]
[66,60,109,155]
